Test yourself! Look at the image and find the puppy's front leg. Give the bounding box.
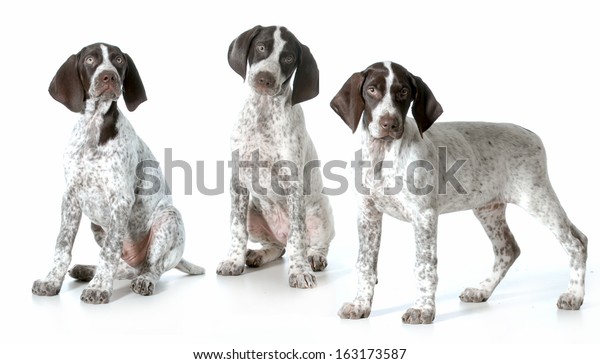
[287,186,315,288]
[402,209,438,324]
[339,196,383,319]
[80,198,133,304]
[32,191,82,296]
[216,182,249,276]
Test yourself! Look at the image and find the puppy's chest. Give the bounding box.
[64,137,133,224]
[363,149,423,222]
[232,103,298,190]
[368,174,414,222]
[234,102,291,149]
[64,160,108,222]
[234,127,286,160]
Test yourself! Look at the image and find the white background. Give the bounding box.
[1,0,598,362]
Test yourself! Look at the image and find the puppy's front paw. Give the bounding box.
[308,254,328,272]
[216,259,245,276]
[402,307,435,325]
[32,279,61,296]
[289,271,317,289]
[338,301,371,319]
[131,277,155,296]
[81,288,111,304]
[459,287,491,303]
[557,292,583,310]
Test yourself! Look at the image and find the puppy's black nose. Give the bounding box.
[99,70,118,84]
[380,115,399,130]
[255,71,275,87]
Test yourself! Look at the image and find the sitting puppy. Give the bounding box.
[32,43,204,304]
[330,61,587,323]
[217,26,335,288]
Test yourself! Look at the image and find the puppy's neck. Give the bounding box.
[247,83,293,109]
[84,98,113,116]
[361,124,396,164]
[361,120,425,182]
[80,99,120,147]
[361,118,422,163]
[242,85,296,134]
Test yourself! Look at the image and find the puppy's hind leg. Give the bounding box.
[517,185,587,310]
[69,265,96,282]
[68,223,104,282]
[460,202,520,303]
[69,223,139,282]
[245,201,286,268]
[246,243,286,268]
[131,207,202,296]
[70,261,139,281]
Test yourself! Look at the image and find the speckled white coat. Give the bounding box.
[332,61,587,324]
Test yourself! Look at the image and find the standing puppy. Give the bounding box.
[32,43,204,304]
[330,61,587,323]
[217,26,334,288]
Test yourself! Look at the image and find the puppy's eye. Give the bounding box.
[283,55,294,64]
[256,43,266,53]
[367,86,377,96]
[396,88,409,101]
[85,56,95,64]
[115,56,123,64]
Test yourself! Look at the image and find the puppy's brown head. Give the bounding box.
[49,43,147,113]
[227,25,319,105]
[330,61,442,139]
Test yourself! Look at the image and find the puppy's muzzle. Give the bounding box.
[93,70,122,100]
[251,71,278,95]
[379,115,404,139]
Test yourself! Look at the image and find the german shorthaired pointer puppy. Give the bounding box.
[217,26,335,288]
[32,43,204,304]
[330,61,587,324]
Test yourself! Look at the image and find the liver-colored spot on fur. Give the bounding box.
[99,101,119,145]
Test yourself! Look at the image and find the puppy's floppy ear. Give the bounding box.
[122,53,147,112]
[49,54,85,113]
[228,25,263,80]
[291,43,319,105]
[409,73,443,136]
[330,72,366,133]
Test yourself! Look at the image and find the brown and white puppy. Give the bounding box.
[330,61,587,324]
[32,43,204,304]
[217,26,335,288]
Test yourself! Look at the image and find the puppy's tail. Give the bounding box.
[175,259,205,275]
